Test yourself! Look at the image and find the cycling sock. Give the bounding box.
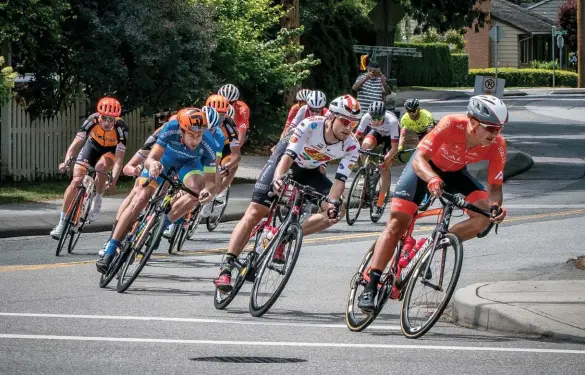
[376,192,386,207]
[173,217,185,225]
[219,253,237,275]
[367,269,382,292]
[60,211,66,221]
[104,239,121,256]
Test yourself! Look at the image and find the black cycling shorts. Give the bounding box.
[251,140,332,207]
[393,150,485,209]
[76,138,116,167]
[364,129,394,153]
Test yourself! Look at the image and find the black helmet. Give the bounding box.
[404,99,420,111]
[368,101,386,118]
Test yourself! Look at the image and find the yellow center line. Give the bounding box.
[1,209,583,273]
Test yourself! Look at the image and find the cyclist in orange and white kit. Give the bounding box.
[357,95,510,312]
[354,101,400,220]
[50,97,127,240]
[214,95,362,292]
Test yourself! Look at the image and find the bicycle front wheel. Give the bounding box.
[345,243,377,331]
[68,192,93,253]
[207,188,230,231]
[400,233,463,339]
[346,168,366,226]
[249,221,303,317]
[56,188,83,256]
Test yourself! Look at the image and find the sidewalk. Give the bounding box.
[0,148,533,239]
[452,280,585,343]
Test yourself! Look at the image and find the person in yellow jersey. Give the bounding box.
[398,99,435,152]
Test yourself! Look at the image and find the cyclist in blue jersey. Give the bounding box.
[96,107,220,273]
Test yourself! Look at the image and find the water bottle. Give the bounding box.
[410,237,427,260]
[398,237,415,268]
[255,228,271,253]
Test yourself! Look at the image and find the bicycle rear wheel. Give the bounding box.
[249,222,303,317]
[345,243,377,331]
[56,188,83,256]
[116,213,164,293]
[207,188,230,231]
[400,233,463,339]
[369,174,390,223]
[346,168,366,226]
[68,192,93,253]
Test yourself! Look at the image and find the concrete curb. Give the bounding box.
[549,89,585,95]
[451,283,585,343]
[504,151,534,181]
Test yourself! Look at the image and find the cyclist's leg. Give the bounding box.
[297,167,335,235]
[442,169,491,241]
[375,136,393,211]
[167,163,205,222]
[89,152,116,220]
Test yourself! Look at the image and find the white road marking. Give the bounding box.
[506,204,585,209]
[1,334,584,354]
[0,312,398,331]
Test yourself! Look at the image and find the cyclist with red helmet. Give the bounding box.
[218,84,250,147]
[50,97,128,240]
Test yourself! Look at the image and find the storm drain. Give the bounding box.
[191,356,307,364]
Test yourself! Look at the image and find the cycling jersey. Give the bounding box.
[355,112,399,139]
[285,116,359,182]
[400,109,434,134]
[418,114,507,185]
[211,128,226,160]
[221,117,240,148]
[140,126,164,152]
[289,105,329,130]
[75,113,128,166]
[232,100,250,131]
[285,103,301,128]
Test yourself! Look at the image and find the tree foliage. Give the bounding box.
[405,0,489,34]
[0,56,17,105]
[558,0,577,52]
[412,30,466,52]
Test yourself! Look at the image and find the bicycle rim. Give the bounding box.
[117,213,164,293]
[214,258,249,310]
[400,233,463,339]
[249,222,303,317]
[345,244,377,331]
[207,188,230,231]
[56,189,83,256]
[346,168,366,226]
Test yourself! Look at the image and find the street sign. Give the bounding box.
[557,35,564,49]
[489,26,504,42]
[474,76,506,98]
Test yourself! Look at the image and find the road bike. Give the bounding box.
[214,171,342,317]
[345,191,498,338]
[55,159,111,256]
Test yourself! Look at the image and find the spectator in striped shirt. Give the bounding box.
[352,61,390,112]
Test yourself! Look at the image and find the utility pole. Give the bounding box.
[578,0,584,88]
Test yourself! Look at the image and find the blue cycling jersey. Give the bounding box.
[211,128,226,160]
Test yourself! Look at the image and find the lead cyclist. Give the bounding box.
[398,99,435,152]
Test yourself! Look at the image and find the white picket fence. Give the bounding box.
[0,98,156,181]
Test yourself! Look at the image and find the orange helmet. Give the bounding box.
[176,107,207,134]
[97,97,122,117]
[205,94,230,114]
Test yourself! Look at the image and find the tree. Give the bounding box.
[559,0,578,52]
[406,0,490,34]
[0,56,17,105]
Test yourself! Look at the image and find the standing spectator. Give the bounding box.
[352,61,390,112]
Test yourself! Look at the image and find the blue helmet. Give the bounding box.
[202,105,221,130]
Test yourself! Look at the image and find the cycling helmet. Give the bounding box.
[206,94,230,114]
[177,107,207,134]
[202,106,221,130]
[218,84,240,102]
[295,89,311,103]
[368,101,386,119]
[307,90,327,110]
[404,99,420,112]
[467,95,509,126]
[328,94,362,121]
[227,104,235,118]
[97,97,122,117]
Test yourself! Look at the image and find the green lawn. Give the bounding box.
[0,178,136,204]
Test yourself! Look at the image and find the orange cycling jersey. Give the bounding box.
[417,114,507,185]
[285,103,301,127]
[232,100,250,131]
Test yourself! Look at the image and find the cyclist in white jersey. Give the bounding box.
[355,101,400,220]
[214,95,362,291]
[287,90,329,132]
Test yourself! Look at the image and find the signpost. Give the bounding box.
[474,75,505,98]
[551,26,567,88]
[489,25,504,79]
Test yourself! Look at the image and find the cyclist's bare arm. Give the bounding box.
[487,183,503,207]
[62,133,86,166]
[112,148,126,184]
[273,154,294,183]
[412,151,438,183]
[144,144,165,169]
[123,151,148,176]
[237,127,247,147]
[328,179,345,202]
[398,127,408,150]
[228,145,242,166]
[386,141,399,161]
[204,170,217,197]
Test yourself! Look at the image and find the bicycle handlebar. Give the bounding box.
[65,157,112,182]
[358,149,385,159]
[439,191,499,238]
[141,172,199,199]
[397,148,417,164]
[278,171,343,208]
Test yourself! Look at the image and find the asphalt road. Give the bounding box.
[1,96,585,374]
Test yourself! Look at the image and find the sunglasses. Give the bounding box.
[407,110,418,114]
[479,122,503,134]
[101,116,116,123]
[371,115,384,122]
[337,117,354,126]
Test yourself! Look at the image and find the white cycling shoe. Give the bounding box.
[50,221,66,240]
[163,224,176,239]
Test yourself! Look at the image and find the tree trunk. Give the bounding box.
[578,0,584,88]
[281,0,300,106]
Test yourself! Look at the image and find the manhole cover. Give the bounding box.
[191,356,307,364]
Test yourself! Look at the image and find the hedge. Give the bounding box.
[468,68,578,87]
[392,43,453,86]
[451,54,469,87]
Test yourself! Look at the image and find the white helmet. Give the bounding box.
[467,95,509,126]
[227,104,235,118]
[296,89,311,102]
[218,84,240,102]
[306,90,326,110]
[328,94,362,121]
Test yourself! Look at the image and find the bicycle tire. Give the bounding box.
[167,221,182,254]
[175,222,189,253]
[214,257,250,310]
[249,221,303,317]
[207,188,230,232]
[99,242,130,288]
[116,213,164,293]
[346,168,367,226]
[345,244,377,331]
[55,188,83,256]
[400,233,463,339]
[68,190,93,253]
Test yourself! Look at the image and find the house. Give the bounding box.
[526,0,564,21]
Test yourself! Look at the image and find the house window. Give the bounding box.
[520,36,533,64]
[520,35,550,64]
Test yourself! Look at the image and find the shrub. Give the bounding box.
[467,68,578,87]
[451,54,469,86]
[392,43,453,86]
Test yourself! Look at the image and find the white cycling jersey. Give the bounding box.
[289,104,329,130]
[356,112,399,139]
[285,116,359,181]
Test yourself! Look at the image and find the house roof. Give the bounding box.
[526,0,555,10]
[492,0,556,34]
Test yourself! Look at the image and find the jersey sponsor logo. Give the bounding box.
[315,143,325,149]
[290,136,299,143]
[346,144,357,152]
[498,146,506,162]
[348,163,355,169]
[310,122,318,129]
[339,163,345,170]
[301,147,332,163]
[495,171,504,180]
